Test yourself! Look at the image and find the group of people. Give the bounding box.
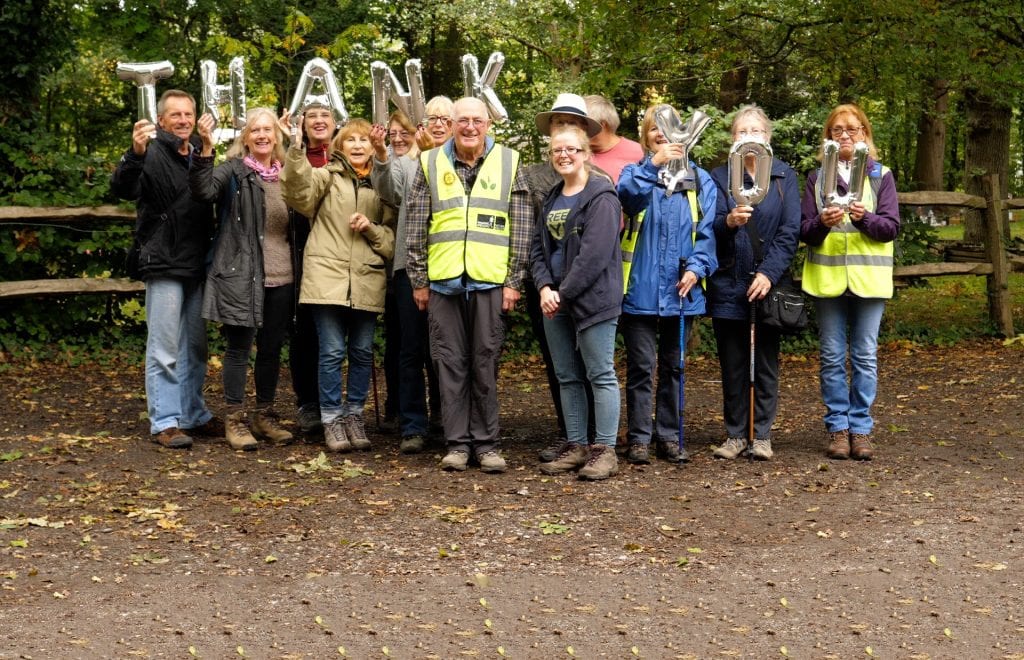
[112,87,899,479]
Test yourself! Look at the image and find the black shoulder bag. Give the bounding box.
[745,189,808,333]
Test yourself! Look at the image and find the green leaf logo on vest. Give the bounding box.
[480,176,497,191]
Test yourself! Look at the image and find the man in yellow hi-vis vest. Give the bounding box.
[406,97,533,474]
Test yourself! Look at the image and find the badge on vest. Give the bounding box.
[443,172,456,186]
[476,214,505,230]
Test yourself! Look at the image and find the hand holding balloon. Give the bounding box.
[197,113,217,156]
[727,205,753,229]
[414,125,434,152]
[369,124,389,162]
[848,201,866,221]
[131,119,156,156]
[652,142,684,167]
[820,205,845,227]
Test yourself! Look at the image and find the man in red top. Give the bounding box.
[584,95,643,186]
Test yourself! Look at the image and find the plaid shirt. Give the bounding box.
[405,140,533,292]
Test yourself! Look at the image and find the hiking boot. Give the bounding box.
[713,437,747,459]
[400,434,426,454]
[441,449,469,471]
[477,450,507,474]
[850,433,874,461]
[656,439,688,463]
[297,404,323,436]
[344,414,371,451]
[750,438,774,461]
[626,443,651,465]
[539,443,588,475]
[578,445,619,481]
[251,408,294,444]
[189,416,224,438]
[826,429,851,460]
[225,410,257,451]
[152,427,192,449]
[538,438,568,463]
[324,418,352,453]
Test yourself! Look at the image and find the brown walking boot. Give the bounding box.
[850,433,875,460]
[826,429,850,460]
[225,409,258,451]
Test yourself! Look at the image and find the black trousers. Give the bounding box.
[712,317,781,440]
[223,283,295,407]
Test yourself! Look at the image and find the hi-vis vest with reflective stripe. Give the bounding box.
[620,189,699,295]
[802,164,893,299]
[421,144,519,284]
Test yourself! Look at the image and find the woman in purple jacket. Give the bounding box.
[530,126,623,481]
[800,104,900,461]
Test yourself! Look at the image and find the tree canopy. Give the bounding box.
[1,0,1022,206]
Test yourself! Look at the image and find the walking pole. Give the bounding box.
[748,273,757,461]
[677,258,688,465]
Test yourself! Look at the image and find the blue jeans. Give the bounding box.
[311,305,378,424]
[543,314,620,447]
[144,278,212,434]
[814,295,887,435]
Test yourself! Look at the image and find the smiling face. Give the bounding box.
[303,107,336,148]
[452,98,491,161]
[829,112,864,160]
[340,130,372,167]
[244,113,278,164]
[548,128,589,180]
[388,119,412,157]
[157,95,196,142]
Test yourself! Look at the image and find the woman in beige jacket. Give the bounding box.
[281,118,396,453]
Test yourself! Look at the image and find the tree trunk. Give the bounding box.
[912,78,948,192]
[717,66,748,112]
[963,89,1011,243]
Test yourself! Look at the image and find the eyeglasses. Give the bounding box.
[549,146,583,156]
[388,130,412,140]
[455,117,488,128]
[736,128,766,138]
[830,126,863,138]
[426,115,451,125]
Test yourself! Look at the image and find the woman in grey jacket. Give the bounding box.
[191,107,294,451]
[530,126,624,480]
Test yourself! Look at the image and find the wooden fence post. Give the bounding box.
[982,174,1014,336]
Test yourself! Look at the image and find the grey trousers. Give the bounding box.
[427,288,505,453]
[621,312,693,446]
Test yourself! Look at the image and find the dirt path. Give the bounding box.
[1,340,1022,658]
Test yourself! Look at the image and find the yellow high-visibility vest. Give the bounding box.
[803,165,893,298]
[421,144,519,284]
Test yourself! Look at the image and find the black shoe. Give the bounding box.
[538,439,568,463]
[626,443,651,465]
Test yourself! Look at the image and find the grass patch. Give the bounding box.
[885,272,1024,343]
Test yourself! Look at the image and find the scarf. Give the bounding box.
[244,155,282,182]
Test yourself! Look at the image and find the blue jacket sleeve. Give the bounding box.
[688,168,718,279]
[529,203,555,291]
[617,157,658,217]
[758,168,801,284]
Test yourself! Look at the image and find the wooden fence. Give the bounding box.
[1,175,1021,334]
